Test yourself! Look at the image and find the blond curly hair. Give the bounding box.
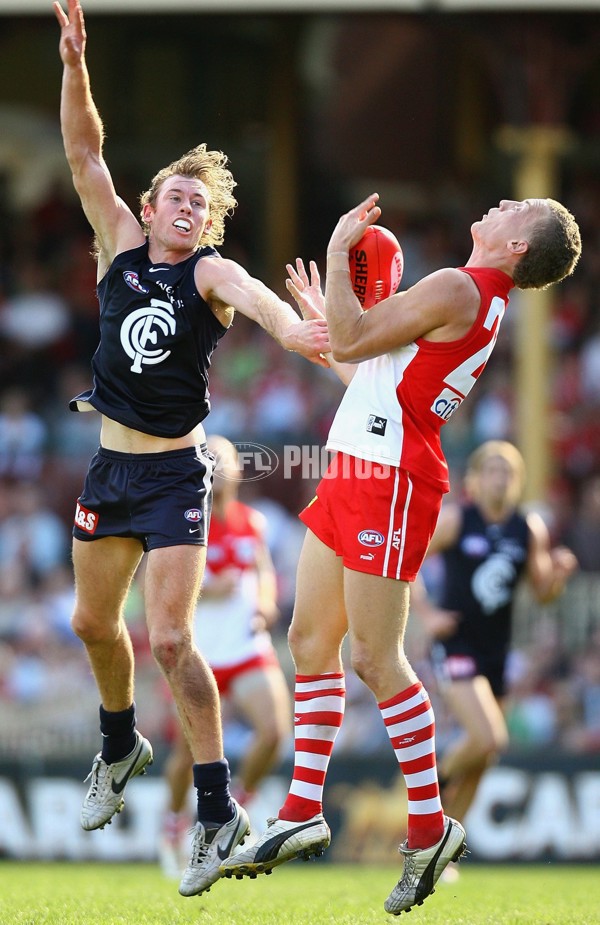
[139,143,237,247]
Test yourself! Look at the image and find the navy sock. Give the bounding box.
[193,759,235,825]
[99,703,137,764]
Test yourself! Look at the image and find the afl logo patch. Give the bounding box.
[358,530,385,547]
[123,270,150,295]
[185,508,203,523]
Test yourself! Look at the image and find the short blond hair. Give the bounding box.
[139,143,237,246]
[465,440,526,506]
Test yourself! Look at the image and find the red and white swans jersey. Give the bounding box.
[326,267,513,491]
[194,500,275,667]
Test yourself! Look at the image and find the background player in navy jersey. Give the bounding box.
[221,195,581,914]
[412,441,578,860]
[53,0,329,900]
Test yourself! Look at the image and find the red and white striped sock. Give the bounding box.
[379,681,444,849]
[279,672,345,822]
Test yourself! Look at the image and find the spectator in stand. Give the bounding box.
[564,474,600,573]
[562,641,600,753]
[0,480,69,581]
[0,387,48,481]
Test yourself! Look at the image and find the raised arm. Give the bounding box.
[54,0,142,274]
[324,194,480,363]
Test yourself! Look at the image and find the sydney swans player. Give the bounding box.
[221,193,581,917]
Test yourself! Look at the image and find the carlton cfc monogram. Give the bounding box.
[120,298,177,374]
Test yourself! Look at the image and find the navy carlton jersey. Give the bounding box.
[69,241,228,438]
[438,504,530,659]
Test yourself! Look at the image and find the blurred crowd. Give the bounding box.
[0,174,599,764]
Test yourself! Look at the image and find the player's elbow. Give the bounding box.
[330,342,364,364]
[331,346,354,363]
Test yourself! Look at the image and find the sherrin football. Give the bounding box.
[349,225,404,310]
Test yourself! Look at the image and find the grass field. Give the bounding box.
[0,861,598,925]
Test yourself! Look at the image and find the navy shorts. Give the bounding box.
[73,445,214,552]
[430,641,507,698]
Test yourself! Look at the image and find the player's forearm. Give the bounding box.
[322,353,356,385]
[325,252,363,362]
[252,290,303,350]
[60,60,104,173]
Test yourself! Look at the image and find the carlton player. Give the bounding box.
[221,193,581,915]
[54,0,328,902]
[412,440,577,860]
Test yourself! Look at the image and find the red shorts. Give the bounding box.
[211,650,279,697]
[299,453,444,581]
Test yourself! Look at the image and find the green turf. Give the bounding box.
[0,861,597,925]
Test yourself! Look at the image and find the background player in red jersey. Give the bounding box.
[412,440,577,876]
[54,0,328,901]
[159,436,291,877]
[221,193,581,915]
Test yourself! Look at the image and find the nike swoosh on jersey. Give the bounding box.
[110,741,144,794]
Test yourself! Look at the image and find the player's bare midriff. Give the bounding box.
[100,416,207,454]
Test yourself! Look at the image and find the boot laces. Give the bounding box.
[84,759,107,798]
[191,826,216,865]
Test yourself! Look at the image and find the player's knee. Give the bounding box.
[150,628,188,672]
[287,621,316,663]
[349,646,380,691]
[71,608,116,645]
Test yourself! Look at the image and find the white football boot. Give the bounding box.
[384,816,467,915]
[178,801,251,897]
[220,814,330,879]
[81,732,153,831]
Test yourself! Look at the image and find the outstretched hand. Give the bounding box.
[284,259,330,367]
[327,193,381,255]
[549,546,579,582]
[54,0,86,66]
[286,258,326,321]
